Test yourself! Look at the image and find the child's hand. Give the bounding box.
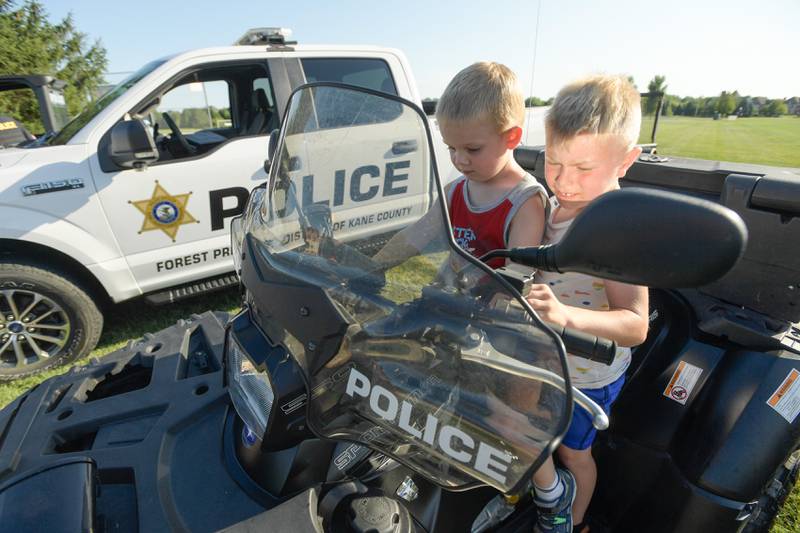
[526,283,570,327]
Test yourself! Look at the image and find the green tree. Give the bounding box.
[179,107,211,129]
[680,97,699,117]
[0,1,107,131]
[765,99,788,117]
[732,90,742,114]
[167,110,181,128]
[739,96,755,117]
[662,94,682,116]
[716,91,736,116]
[525,96,550,107]
[644,75,667,115]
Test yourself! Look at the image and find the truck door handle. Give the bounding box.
[391,140,418,155]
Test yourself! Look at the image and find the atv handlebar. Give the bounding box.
[488,266,617,365]
[553,325,617,366]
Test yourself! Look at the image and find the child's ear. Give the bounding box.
[618,145,642,177]
[504,126,523,149]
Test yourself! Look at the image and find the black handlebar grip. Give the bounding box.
[551,325,617,365]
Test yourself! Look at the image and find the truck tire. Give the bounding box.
[0,262,103,381]
[742,449,800,533]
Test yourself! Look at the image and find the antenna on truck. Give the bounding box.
[234,27,296,46]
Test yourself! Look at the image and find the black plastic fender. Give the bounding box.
[591,290,800,532]
[0,311,276,532]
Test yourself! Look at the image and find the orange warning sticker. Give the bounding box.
[767,369,800,423]
[663,360,703,405]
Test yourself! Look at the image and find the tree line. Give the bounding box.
[650,92,789,118]
[642,75,791,117]
[158,106,231,130]
[426,75,794,119]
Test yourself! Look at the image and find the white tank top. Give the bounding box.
[534,197,631,388]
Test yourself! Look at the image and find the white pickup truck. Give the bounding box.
[0,28,455,380]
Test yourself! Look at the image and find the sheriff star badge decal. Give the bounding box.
[129,181,198,241]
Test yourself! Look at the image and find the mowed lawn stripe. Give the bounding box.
[640,116,800,168]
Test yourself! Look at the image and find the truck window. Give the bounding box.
[309,89,403,130]
[133,62,275,164]
[301,59,401,130]
[301,58,398,96]
[253,78,275,107]
[156,80,232,133]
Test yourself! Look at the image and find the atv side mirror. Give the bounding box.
[505,188,747,288]
[108,119,158,170]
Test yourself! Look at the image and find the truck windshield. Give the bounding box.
[48,59,167,146]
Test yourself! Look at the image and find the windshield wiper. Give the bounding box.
[29,132,56,147]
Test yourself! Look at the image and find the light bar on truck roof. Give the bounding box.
[234,27,294,46]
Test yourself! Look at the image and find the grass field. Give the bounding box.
[639,115,800,168]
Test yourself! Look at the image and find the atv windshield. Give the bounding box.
[242,84,571,494]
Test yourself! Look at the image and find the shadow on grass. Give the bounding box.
[0,287,242,408]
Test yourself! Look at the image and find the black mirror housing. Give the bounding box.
[264,128,280,173]
[109,119,158,169]
[506,188,748,288]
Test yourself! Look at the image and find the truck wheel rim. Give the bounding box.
[0,289,72,370]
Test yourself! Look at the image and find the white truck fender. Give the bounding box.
[0,206,139,302]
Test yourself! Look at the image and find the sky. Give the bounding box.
[43,0,798,100]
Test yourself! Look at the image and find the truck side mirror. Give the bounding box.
[264,128,280,173]
[108,119,159,170]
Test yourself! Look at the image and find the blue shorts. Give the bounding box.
[561,374,625,450]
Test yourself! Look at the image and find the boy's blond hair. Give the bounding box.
[546,74,641,150]
[436,62,525,132]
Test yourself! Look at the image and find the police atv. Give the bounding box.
[0,84,789,533]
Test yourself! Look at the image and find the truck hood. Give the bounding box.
[0,148,29,170]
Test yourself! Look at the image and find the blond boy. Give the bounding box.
[527,75,650,532]
[436,63,584,533]
[374,63,568,531]
[374,62,547,270]
[434,62,547,265]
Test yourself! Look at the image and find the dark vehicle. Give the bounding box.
[0,75,70,146]
[0,84,796,533]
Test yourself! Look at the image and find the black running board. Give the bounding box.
[144,273,239,305]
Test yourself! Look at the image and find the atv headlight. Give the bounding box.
[226,330,274,439]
